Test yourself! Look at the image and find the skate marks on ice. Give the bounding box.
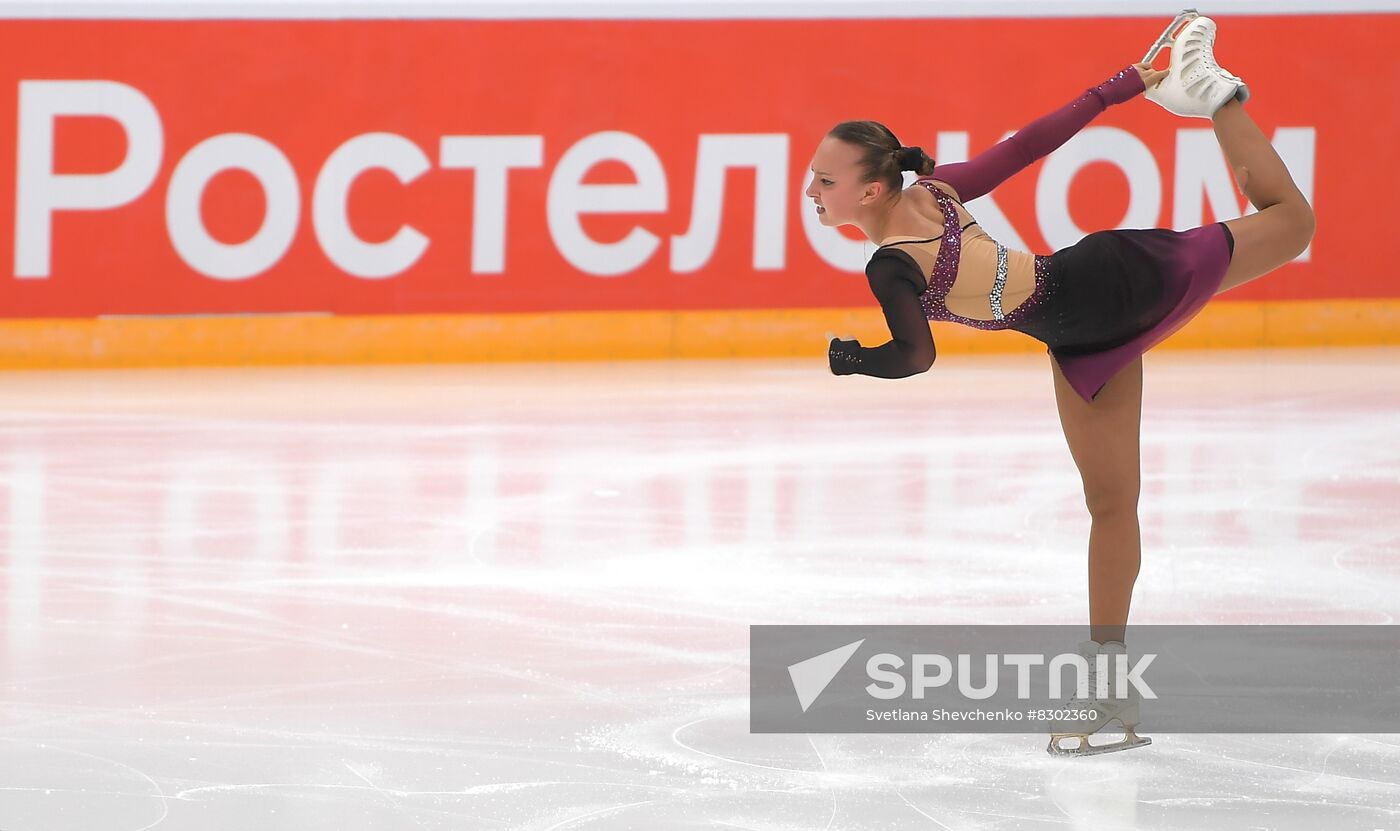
[577,699,1400,830]
[0,351,1398,828]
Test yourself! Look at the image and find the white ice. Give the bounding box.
[0,347,1397,830]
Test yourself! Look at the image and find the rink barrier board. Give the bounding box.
[1,15,1393,319]
[0,299,1394,368]
[8,1,1400,18]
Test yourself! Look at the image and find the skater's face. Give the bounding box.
[805,136,892,227]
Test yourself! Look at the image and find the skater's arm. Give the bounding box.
[828,252,935,378]
[932,64,1146,202]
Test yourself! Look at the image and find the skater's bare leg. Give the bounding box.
[1214,99,1316,294]
[1050,355,1143,646]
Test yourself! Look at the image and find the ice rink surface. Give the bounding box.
[0,347,1397,830]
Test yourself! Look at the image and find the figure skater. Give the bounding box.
[811,10,1315,755]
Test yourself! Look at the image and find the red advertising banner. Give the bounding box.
[0,15,1393,319]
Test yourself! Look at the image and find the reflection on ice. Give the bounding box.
[0,349,1397,829]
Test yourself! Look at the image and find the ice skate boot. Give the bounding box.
[1046,640,1153,758]
[1143,11,1249,119]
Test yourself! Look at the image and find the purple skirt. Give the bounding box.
[1041,222,1235,403]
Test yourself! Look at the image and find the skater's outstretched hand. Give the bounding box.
[1133,61,1168,91]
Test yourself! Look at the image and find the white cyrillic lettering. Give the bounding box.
[439,135,544,274]
[313,133,431,279]
[166,134,300,281]
[933,131,972,169]
[15,80,163,278]
[547,131,667,276]
[671,134,788,272]
[1037,126,1161,250]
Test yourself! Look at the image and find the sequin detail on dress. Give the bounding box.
[990,244,1009,321]
[913,179,1055,331]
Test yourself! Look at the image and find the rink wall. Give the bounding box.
[1,6,1397,367]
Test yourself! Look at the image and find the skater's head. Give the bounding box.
[806,121,935,229]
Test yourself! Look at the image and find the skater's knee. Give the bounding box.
[1295,201,1317,248]
[1082,480,1140,519]
[1276,200,1316,258]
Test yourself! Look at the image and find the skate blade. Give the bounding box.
[1047,734,1152,757]
[1046,727,1152,758]
[1142,9,1200,66]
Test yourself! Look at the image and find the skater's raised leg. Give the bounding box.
[1141,12,1315,295]
[1213,99,1316,294]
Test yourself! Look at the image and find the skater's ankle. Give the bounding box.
[1089,624,1126,645]
[1213,98,1245,119]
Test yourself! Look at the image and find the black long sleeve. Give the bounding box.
[828,250,936,378]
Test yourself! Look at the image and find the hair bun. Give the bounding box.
[895,145,933,173]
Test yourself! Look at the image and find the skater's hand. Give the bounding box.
[825,331,857,376]
[1133,61,1168,91]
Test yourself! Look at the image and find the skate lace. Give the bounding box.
[1187,29,1239,82]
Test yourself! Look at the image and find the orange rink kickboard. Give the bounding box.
[1,300,1396,369]
[0,14,1395,367]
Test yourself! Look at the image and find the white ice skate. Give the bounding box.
[1046,640,1153,758]
[1142,9,1249,119]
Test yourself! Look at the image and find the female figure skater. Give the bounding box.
[811,11,1315,756]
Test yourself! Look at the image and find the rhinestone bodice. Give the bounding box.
[911,178,1055,332]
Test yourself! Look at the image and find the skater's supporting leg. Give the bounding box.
[1050,355,1144,647]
